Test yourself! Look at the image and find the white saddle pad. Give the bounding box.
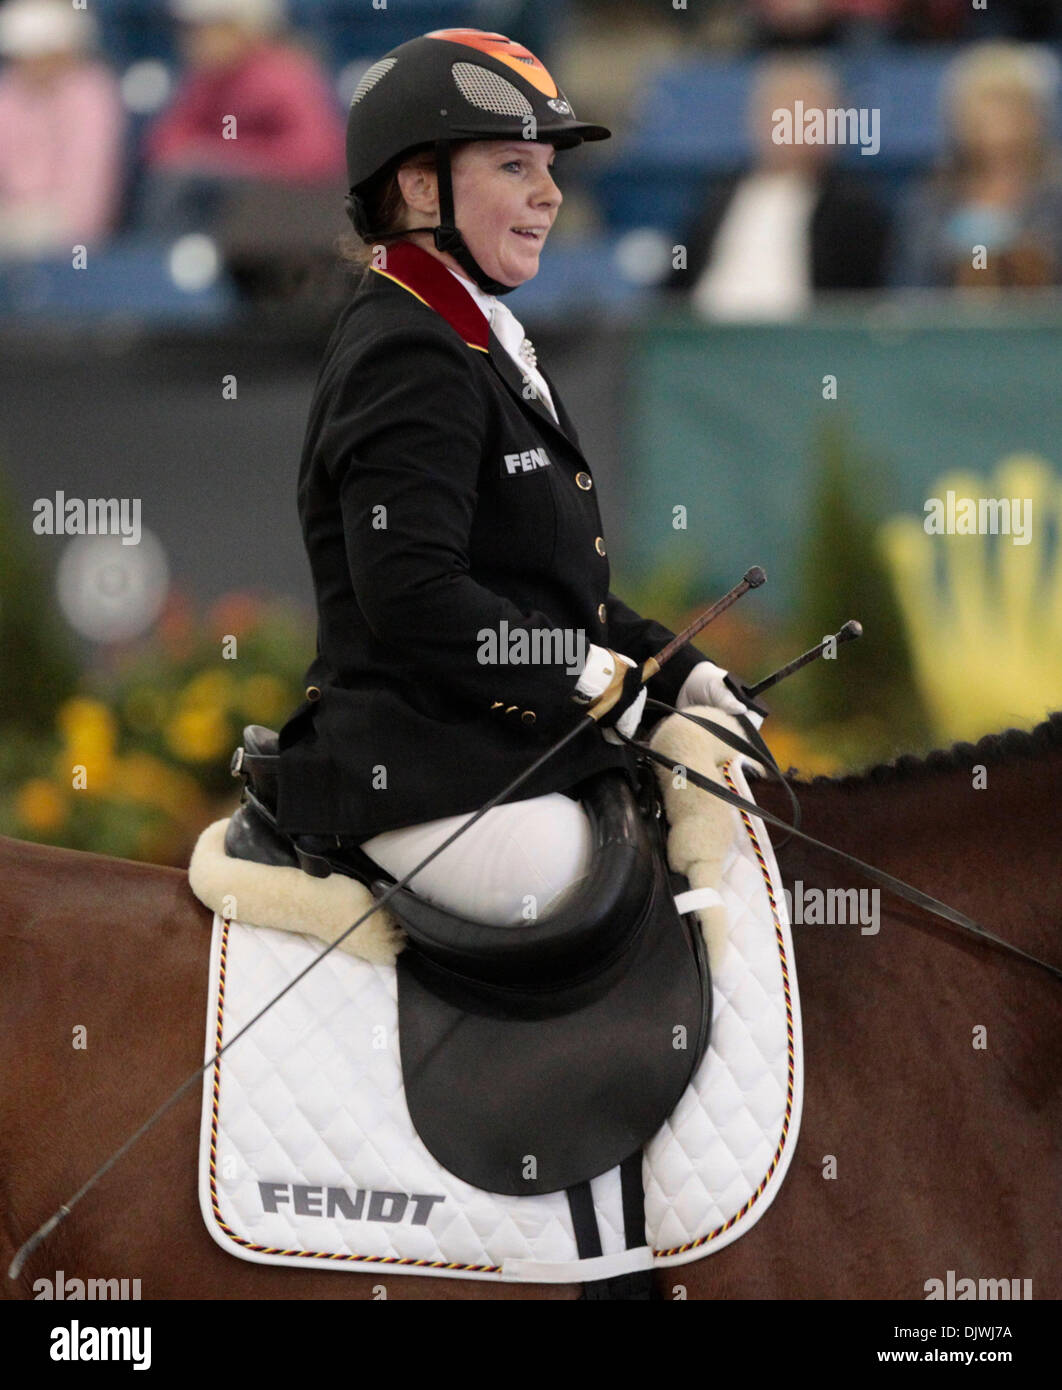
[197,751,804,1284]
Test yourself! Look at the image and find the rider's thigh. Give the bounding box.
[360,792,594,926]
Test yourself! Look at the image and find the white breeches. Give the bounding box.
[360,792,594,927]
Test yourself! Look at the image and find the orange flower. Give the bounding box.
[16,778,68,833]
[157,590,196,659]
[754,725,842,779]
[208,591,263,642]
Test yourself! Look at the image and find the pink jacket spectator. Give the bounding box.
[144,39,345,184]
[0,59,125,247]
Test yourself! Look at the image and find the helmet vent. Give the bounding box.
[451,61,533,117]
[350,56,397,105]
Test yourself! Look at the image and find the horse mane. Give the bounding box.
[788,709,1062,789]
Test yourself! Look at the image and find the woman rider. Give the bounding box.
[273,28,750,926]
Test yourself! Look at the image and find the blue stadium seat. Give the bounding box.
[617,57,758,172]
[0,236,238,323]
[835,47,948,169]
[587,57,755,234]
[503,232,656,322]
[92,0,179,66]
[591,161,712,239]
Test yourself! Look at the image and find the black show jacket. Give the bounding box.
[275,239,707,842]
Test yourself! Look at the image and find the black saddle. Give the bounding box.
[226,724,712,1205]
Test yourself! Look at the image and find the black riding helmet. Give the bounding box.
[344,28,611,295]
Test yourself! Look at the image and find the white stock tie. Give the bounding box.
[489,297,559,424]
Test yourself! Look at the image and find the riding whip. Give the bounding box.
[746,620,863,698]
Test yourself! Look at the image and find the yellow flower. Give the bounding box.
[181,669,237,711]
[166,706,231,763]
[16,778,68,833]
[112,752,206,818]
[58,696,116,750]
[56,696,117,791]
[239,673,289,725]
[111,751,165,802]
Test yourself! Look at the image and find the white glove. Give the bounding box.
[677,660,759,725]
[575,644,647,743]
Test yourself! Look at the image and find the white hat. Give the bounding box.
[169,0,285,30]
[0,0,96,57]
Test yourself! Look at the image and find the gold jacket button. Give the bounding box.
[505,705,519,715]
[491,700,504,710]
[594,536,606,556]
[575,471,593,490]
[305,685,321,702]
[521,710,536,724]
[597,602,607,623]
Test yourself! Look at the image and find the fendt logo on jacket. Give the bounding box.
[503,447,552,475]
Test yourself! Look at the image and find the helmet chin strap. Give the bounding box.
[428,140,517,296]
[346,141,519,296]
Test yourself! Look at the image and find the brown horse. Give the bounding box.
[2,714,1060,1301]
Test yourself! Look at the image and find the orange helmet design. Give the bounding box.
[425,29,560,98]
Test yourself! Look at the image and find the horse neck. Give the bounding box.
[754,747,1062,971]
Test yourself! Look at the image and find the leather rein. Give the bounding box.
[628,700,1062,985]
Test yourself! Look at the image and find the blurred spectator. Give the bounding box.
[0,0,125,257]
[969,0,1062,42]
[136,0,344,235]
[747,0,981,46]
[749,0,900,47]
[891,42,1062,288]
[668,55,890,318]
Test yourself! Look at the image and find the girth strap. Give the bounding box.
[568,1152,654,1300]
[632,706,1062,984]
[566,1180,602,1260]
[619,1150,649,1250]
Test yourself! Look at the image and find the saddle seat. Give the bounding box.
[224,725,712,1198]
[226,724,659,978]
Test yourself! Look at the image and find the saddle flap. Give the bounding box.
[397,859,710,1197]
[394,770,712,1198]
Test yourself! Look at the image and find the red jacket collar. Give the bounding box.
[369,240,489,352]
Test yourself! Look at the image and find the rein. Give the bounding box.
[630,701,1062,985]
